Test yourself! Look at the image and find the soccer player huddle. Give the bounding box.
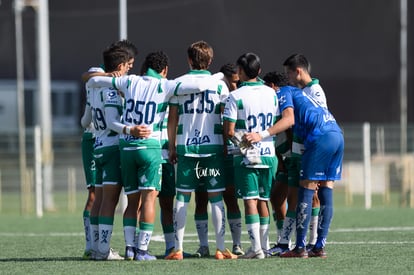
[80,40,344,261]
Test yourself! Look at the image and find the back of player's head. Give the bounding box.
[283,53,311,73]
[219,63,237,78]
[263,71,289,87]
[187,41,213,70]
[109,39,138,60]
[140,51,169,75]
[102,48,131,72]
[236,52,261,79]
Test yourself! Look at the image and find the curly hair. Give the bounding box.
[140,51,169,75]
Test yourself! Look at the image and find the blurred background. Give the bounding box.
[0,0,413,214]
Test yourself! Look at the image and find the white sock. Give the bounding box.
[195,218,209,247]
[260,223,270,250]
[174,200,188,251]
[246,222,261,252]
[280,216,295,245]
[83,216,92,251]
[210,200,226,251]
[98,224,113,254]
[308,215,318,245]
[123,226,136,248]
[228,218,242,246]
[90,224,99,253]
[137,229,152,251]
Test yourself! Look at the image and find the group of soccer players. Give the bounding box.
[80,39,344,261]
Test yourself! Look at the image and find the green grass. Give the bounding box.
[1,191,414,274]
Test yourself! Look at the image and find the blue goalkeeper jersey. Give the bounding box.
[278,85,342,147]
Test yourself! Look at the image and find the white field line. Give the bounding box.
[1,226,414,245]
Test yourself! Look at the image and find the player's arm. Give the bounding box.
[245,107,294,143]
[167,104,179,164]
[80,104,92,129]
[82,70,123,83]
[223,118,236,156]
[105,106,151,138]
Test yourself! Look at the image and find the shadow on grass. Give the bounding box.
[0,257,87,262]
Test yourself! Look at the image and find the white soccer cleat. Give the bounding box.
[239,247,265,259]
[94,248,123,260]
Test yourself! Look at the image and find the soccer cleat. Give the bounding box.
[308,247,327,258]
[134,249,157,261]
[232,244,245,256]
[194,246,210,258]
[164,247,174,257]
[82,249,93,260]
[165,249,184,260]
[306,244,315,252]
[215,248,238,260]
[239,247,265,259]
[182,251,193,258]
[280,247,308,258]
[165,247,193,258]
[266,244,289,256]
[124,246,136,261]
[94,248,123,260]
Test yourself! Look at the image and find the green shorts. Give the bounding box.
[176,154,225,193]
[159,162,176,197]
[81,132,96,188]
[120,145,162,194]
[233,156,277,200]
[93,145,122,187]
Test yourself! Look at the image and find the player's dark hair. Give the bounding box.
[236,52,261,79]
[263,71,289,87]
[187,41,213,70]
[109,39,138,60]
[102,48,131,72]
[140,51,169,75]
[219,63,237,78]
[283,53,311,73]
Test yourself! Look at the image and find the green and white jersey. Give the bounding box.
[83,88,95,136]
[170,70,229,156]
[303,78,327,108]
[88,86,122,150]
[107,69,214,149]
[223,81,279,157]
[83,66,104,136]
[160,108,169,162]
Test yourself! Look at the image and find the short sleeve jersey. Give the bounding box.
[169,70,230,156]
[278,85,341,148]
[223,81,279,158]
[112,71,196,149]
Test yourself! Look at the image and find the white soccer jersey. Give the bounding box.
[83,88,95,135]
[86,72,218,148]
[169,70,230,156]
[87,85,122,150]
[223,82,279,157]
[302,78,327,108]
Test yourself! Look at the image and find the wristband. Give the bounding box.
[258,130,270,139]
[125,126,131,135]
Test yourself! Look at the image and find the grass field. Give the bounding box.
[0,191,414,274]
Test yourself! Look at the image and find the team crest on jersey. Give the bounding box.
[186,129,211,146]
[107,90,117,98]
